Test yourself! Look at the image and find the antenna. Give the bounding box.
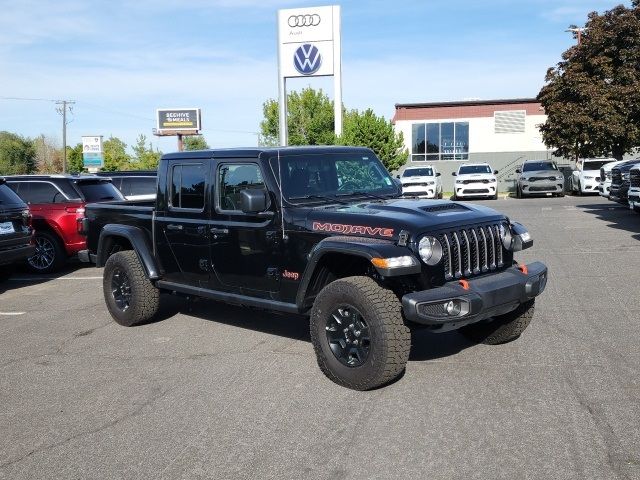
[277,149,288,242]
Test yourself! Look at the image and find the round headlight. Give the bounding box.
[418,236,443,265]
[499,223,512,250]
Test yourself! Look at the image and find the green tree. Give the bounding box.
[183,135,209,151]
[67,143,85,173]
[260,87,337,146]
[102,136,131,171]
[538,1,640,160]
[0,131,36,174]
[132,134,162,170]
[339,108,408,172]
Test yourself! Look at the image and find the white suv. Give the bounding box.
[452,163,498,200]
[398,166,442,199]
[598,160,625,198]
[571,158,614,195]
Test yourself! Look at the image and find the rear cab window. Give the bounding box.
[76,180,125,202]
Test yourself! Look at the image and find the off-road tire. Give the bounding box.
[459,299,535,345]
[103,250,160,327]
[310,276,411,390]
[27,231,65,273]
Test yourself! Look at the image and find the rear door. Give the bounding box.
[0,183,31,255]
[154,160,210,286]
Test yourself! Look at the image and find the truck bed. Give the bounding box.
[84,200,155,253]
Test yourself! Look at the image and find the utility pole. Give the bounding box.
[566,27,586,45]
[56,100,75,173]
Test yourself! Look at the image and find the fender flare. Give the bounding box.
[96,224,160,280]
[295,236,420,310]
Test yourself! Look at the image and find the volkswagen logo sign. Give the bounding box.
[293,43,322,75]
[288,14,321,27]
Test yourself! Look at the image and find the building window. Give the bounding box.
[411,122,469,161]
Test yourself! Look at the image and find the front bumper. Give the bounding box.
[628,190,640,211]
[521,181,563,195]
[0,244,36,267]
[580,178,600,193]
[402,185,437,198]
[609,184,629,203]
[402,262,548,332]
[454,184,497,198]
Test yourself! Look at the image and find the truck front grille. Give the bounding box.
[438,224,504,280]
[611,168,622,185]
[630,169,640,188]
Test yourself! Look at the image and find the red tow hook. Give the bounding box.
[517,264,528,275]
[458,279,470,290]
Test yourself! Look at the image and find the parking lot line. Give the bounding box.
[0,312,26,316]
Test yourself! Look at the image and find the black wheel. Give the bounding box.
[575,181,582,196]
[459,300,535,345]
[27,231,65,273]
[516,186,522,198]
[0,265,13,283]
[557,191,565,197]
[491,192,498,200]
[310,276,411,390]
[103,250,160,327]
[438,190,443,199]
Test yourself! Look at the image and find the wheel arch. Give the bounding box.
[96,224,160,280]
[295,237,420,312]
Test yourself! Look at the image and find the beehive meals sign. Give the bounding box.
[156,108,201,132]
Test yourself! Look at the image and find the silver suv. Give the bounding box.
[516,160,564,198]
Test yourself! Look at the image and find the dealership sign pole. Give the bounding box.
[277,5,342,146]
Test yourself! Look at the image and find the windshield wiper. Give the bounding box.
[287,194,348,204]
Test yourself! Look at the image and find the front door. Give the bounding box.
[208,161,280,294]
[154,160,210,287]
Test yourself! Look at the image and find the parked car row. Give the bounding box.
[0,171,157,280]
[397,163,499,200]
[600,159,640,212]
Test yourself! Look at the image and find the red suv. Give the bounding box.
[5,175,124,273]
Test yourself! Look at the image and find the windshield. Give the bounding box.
[459,165,491,174]
[77,180,125,202]
[522,161,558,172]
[583,160,613,171]
[271,152,399,201]
[403,168,433,177]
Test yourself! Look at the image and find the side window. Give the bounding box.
[20,182,63,204]
[170,164,206,210]
[218,163,266,212]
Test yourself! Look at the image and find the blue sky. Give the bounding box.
[0,0,630,153]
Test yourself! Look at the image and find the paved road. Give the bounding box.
[0,195,639,480]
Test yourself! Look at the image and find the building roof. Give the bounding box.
[393,98,544,123]
[395,98,540,109]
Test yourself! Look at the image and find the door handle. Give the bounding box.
[210,227,229,235]
[166,224,183,231]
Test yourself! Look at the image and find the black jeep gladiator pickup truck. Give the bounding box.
[80,146,548,390]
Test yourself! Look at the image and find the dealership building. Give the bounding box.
[393,98,557,192]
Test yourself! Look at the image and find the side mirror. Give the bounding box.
[396,174,400,178]
[515,169,521,174]
[493,170,499,175]
[240,189,268,214]
[435,172,441,177]
[452,172,457,176]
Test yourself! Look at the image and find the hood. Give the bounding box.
[400,176,435,184]
[303,198,505,240]
[521,170,562,178]
[456,173,496,181]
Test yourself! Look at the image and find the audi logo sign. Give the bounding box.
[288,14,321,27]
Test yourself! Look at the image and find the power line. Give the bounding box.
[0,96,57,102]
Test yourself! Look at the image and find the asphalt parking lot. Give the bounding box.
[1,195,639,480]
